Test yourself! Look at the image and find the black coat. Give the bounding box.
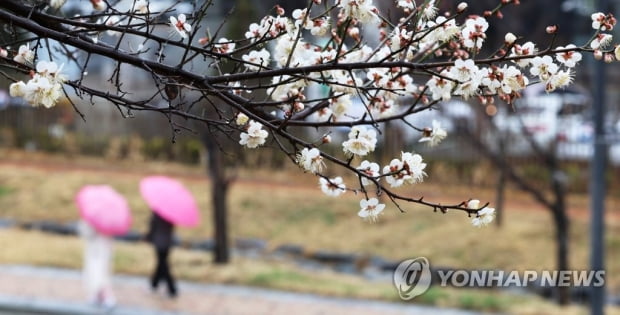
[146,212,174,251]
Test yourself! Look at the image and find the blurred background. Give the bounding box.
[0,0,619,314]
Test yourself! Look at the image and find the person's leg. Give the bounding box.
[160,248,177,297]
[151,248,165,290]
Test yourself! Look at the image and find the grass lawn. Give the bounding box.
[0,149,618,314]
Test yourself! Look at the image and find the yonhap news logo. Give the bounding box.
[392,257,605,300]
[392,257,432,300]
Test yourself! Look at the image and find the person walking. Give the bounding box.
[78,220,116,308]
[145,211,177,298]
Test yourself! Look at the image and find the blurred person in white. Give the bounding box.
[78,220,116,308]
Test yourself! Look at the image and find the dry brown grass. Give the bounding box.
[1,228,618,315]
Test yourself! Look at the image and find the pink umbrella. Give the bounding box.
[76,185,132,236]
[139,176,200,227]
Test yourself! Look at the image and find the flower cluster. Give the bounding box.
[419,120,447,147]
[13,44,34,65]
[342,126,377,157]
[358,198,385,222]
[467,200,495,227]
[319,177,345,197]
[10,60,65,108]
[239,120,268,149]
[241,49,271,71]
[296,148,324,174]
[383,152,427,188]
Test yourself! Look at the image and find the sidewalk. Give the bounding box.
[0,264,482,315]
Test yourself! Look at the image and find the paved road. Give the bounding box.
[0,265,482,315]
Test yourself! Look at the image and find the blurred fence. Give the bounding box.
[1,87,620,196]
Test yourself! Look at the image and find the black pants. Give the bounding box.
[151,247,177,296]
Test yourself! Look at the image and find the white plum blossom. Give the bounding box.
[467,199,481,209]
[10,60,65,108]
[329,95,352,120]
[242,49,271,71]
[383,152,427,188]
[235,113,249,125]
[133,0,149,14]
[500,65,529,94]
[319,177,345,197]
[244,15,291,42]
[309,17,330,36]
[591,12,615,31]
[170,14,191,39]
[337,0,379,24]
[545,69,573,92]
[296,148,324,173]
[357,160,380,186]
[426,16,460,43]
[504,32,517,44]
[50,0,67,9]
[450,59,478,82]
[214,38,236,54]
[358,198,385,222]
[510,41,537,68]
[592,12,606,29]
[397,0,415,10]
[342,126,377,156]
[383,158,405,188]
[471,207,495,227]
[239,120,268,148]
[555,45,582,67]
[13,44,34,65]
[419,120,447,147]
[461,16,489,50]
[529,56,558,81]
[401,152,427,184]
[426,72,455,101]
[590,33,613,49]
[421,0,438,20]
[292,9,330,36]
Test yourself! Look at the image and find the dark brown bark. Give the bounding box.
[465,127,570,304]
[202,133,230,264]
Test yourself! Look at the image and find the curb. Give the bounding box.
[0,294,182,315]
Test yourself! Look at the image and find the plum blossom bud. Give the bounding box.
[546,25,558,34]
[235,113,249,125]
[90,0,106,11]
[348,27,360,41]
[0,48,7,58]
[9,81,26,97]
[275,5,284,16]
[615,45,620,61]
[483,10,492,17]
[604,53,614,63]
[457,2,468,13]
[293,102,304,112]
[594,49,603,60]
[313,0,321,3]
[504,32,517,44]
[322,135,332,144]
[198,37,209,46]
[467,199,480,209]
